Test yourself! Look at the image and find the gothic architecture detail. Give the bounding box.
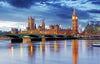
[19,10,78,35]
[27,16,36,31]
[41,19,45,29]
[72,10,78,35]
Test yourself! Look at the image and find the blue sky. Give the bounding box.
[0,0,100,31]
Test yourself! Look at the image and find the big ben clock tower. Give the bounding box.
[72,10,78,35]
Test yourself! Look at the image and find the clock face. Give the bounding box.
[72,17,75,19]
[76,17,78,19]
[72,16,78,20]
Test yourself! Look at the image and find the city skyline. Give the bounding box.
[0,0,100,31]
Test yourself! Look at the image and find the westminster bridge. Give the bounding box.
[0,34,76,43]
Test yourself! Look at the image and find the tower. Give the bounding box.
[72,10,78,35]
[79,24,82,33]
[54,24,60,30]
[32,16,35,29]
[27,16,36,30]
[28,16,31,29]
[41,19,45,29]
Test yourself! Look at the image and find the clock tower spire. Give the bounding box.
[72,9,78,35]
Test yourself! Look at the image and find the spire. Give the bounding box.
[42,18,45,29]
[33,16,35,24]
[34,16,35,20]
[42,18,44,23]
[42,18,45,26]
[73,8,76,15]
[33,16,35,29]
[28,16,29,20]
[30,16,32,19]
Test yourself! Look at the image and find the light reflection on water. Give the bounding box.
[0,39,100,64]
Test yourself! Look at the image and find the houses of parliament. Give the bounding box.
[18,10,78,35]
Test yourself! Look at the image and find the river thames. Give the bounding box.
[0,39,100,64]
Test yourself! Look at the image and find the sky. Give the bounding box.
[0,0,100,31]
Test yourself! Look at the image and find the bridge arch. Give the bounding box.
[22,34,40,38]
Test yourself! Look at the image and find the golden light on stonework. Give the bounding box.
[76,17,78,19]
[11,31,13,34]
[31,32,32,34]
[73,17,75,19]
[74,10,76,13]
[11,46,14,56]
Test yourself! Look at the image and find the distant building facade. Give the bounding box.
[85,21,100,35]
[78,24,82,33]
[11,28,18,34]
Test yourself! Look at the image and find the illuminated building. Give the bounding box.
[28,44,36,58]
[41,19,45,30]
[11,28,18,34]
[26,16,36,31]
[18,10,78,35]
[72,40,78,64]
[78,24,82,33]
[72,10,78,35]
[85,21,100,35]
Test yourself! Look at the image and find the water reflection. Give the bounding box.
[20,44,23,57]
[48,41,50,48]
[86,40,89,47]
[40,39,46,56]
[40,42,42,54]
[9,43,11,54]
[85,40,93,51]
[28,44,36,64]
[64,40,67,49]
[23,38,31,43]
[78,40,81,51]
[11,46,14,56]
[54,41,58,53]
[72,40,78,64]
[5,39,100,64]
[60,40,61,48]
[28,44,36,58]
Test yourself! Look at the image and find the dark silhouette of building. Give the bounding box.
[11,28,18,34]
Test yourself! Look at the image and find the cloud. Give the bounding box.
[57,14,71,19]
[92,1,100,5]
[45,2,62,8]
[0,0,100,31]
[7,0,34,8]
[88,9,100,13]
[89,0,100,2]
[0,21,27,31]
[0,0,51,8]
[45,25,49,29]
[79,19,89,23]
